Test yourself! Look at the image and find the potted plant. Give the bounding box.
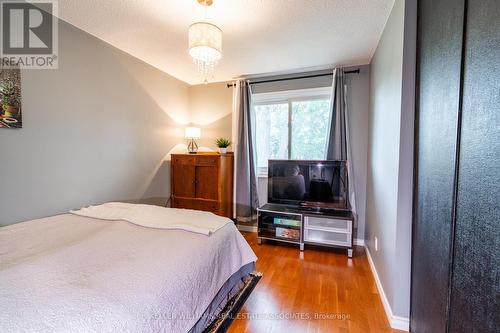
[215,138,231,154]
[0,79,21,118]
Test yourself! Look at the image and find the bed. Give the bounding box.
[0,203,258,333]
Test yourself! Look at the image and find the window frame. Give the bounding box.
[252,87,332,177]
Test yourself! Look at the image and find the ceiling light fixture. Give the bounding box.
[188,0,222,83]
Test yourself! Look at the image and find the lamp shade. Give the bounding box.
[185,127,201,139]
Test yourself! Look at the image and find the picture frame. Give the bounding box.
[0,65,22,129]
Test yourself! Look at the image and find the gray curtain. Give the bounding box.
[235,80,259,223]
[326,68,347,160]
[326,68,357,216]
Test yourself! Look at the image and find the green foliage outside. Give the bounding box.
[254,99,331,168]
[291,99,330,159]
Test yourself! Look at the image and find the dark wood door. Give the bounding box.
[412,0,500,332]
[448,0,500,331]
[411,0,465,331]
[195,166,218,200]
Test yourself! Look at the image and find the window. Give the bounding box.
[253,88,332,175]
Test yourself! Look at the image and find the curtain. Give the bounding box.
[326,68,357,216]
[233,80,259,224]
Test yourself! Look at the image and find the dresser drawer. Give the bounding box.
[304,216,352,233]
[304,228,352,247]
[196,156,218,166]
[172,197,191,210]
[172,197,218,214]
[192,199,218,213]
[172,155,195,165]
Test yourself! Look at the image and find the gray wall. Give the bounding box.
[365,0,415,319]
[254,65,370,240]
[0,20,191,226]
[346,65,370,241]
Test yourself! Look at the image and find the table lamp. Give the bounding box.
[185,127,201,153]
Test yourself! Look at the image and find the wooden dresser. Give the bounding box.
[170,153,234,218]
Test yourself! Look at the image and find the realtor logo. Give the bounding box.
[1,0,58,69]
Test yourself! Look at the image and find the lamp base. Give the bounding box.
[187,139,198,154]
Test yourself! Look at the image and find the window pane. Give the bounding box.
[254,103,288,170]
[291,99,331,160]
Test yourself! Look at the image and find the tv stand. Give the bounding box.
[257,203,354,257]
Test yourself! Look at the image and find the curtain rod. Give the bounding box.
[226,68,360,88]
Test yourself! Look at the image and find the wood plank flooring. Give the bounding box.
[228,232,404,333]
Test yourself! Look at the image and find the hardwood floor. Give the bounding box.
[228,232,404,333]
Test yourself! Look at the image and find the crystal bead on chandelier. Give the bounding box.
[188,0,222,82]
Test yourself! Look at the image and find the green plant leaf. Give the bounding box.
[215,137,231,148]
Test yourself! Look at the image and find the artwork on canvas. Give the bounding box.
[0,66,22,128]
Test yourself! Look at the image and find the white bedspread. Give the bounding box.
[70,202,231,236]
[0,211,257,333]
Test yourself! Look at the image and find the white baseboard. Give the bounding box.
[365,247,410,331]
[237,224,258,233]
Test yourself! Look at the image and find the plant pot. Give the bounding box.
[3,105,19,118]
[219,147,227,154]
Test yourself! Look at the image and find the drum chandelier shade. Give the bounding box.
[188,22,222,76]
[188,0,222,82]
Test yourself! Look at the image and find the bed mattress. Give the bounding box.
[0,212,257,332]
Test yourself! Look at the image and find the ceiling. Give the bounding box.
[57,0,395,85]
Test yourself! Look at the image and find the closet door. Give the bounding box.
[448,0,500,331]
[413,0,499,332]
[411,0,465,331]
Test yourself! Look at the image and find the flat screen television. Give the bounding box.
[267,160,349,210]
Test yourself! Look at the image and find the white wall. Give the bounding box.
[0,20,191,225]
[189,82,233,150]
[365,0,415,324]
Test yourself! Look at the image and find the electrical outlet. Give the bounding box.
[375,237,378,251]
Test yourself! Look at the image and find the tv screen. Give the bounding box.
[267,160,348,210]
